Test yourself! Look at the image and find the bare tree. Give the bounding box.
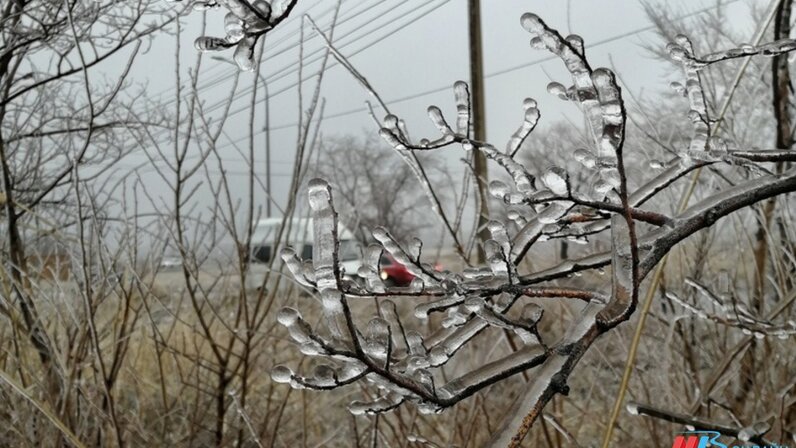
[312,134,441,244]
[273,11,796,447]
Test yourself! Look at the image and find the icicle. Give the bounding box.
[453,81,471,136]
[426,319,489,367]
[358,244,386,292]
[414,295,463,319]
[379,128,407,150]
[673,36,710,153]
[506,98,541,155]
[427,106,455,136]
[597,215,634,325]
[477,143,535,194]
[380,300,407,352]
[520,13,604,154]
[591,68,624,159]
[540,167,569,195]
[194,36,229,52]
[280,247,313,287]
[233,36,257,71]
[487,220,512,258]
[364,318,390,361]
[485,240,509,278]
[308,178,339,291]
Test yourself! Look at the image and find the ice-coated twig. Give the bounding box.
[669,35,710,154]
[625,401,774,445]
[272,12,796,447]
[372,227,440,286]
[668,36,796,68]
[507,98,541,157]
[520,13,603,154]
[187,0,300,71]
[307,179,353,341]
[665,286,796,339]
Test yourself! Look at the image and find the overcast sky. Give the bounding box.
[113,0,762,229]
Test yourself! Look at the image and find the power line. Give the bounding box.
[143,0,436,148]
[202,0,448,117]
[214,0,742,151]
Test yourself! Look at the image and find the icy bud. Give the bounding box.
[669,81,686,96]
[312,364,337,387]
[666,43,688,62]
[546,82,568,100]
[488,180,511,199]
[574,148,597,169]
[271,365,293,383]
[224,13,245,40]
[541,167,568,195]
[252,0,271,18]
[521,303,544,324]
[276,307,300,326]
[427,106,454,135]
[566,34,584,55]
[234,36,257,71]
[194,36,228,52]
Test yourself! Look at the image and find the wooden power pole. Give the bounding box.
[468,0,490,263]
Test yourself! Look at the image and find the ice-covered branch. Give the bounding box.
[665,278,796,338]
[668,36,796,68]
[626,401,774,445]
[272,11,796,447]
[176,0,300,71]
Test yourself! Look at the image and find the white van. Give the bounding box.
[247,217,362,289]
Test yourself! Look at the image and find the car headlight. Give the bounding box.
[380,271,388,280]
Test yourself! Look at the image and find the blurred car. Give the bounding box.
[379,254,415,287]
[159,256,183,270]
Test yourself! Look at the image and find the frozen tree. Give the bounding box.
[271,12,796,447]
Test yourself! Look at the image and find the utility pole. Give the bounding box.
[468,0,490,263]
